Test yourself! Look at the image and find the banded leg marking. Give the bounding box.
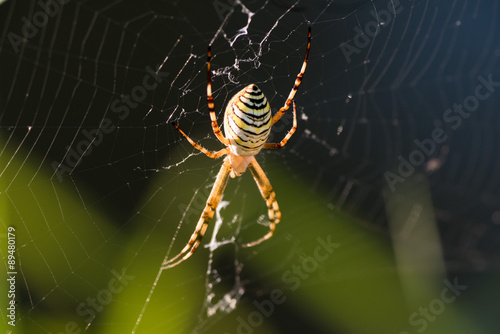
[163,157,232,269]
[242,157,281,248]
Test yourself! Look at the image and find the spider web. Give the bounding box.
[1,0,499,333]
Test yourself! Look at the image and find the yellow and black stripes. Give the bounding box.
[224,84,272,156]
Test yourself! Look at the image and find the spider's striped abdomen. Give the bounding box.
[223,84,272,157]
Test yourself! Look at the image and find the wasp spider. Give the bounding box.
[164,27,311,269]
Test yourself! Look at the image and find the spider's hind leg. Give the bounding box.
[162,157,232,269]
[242,157,281,248]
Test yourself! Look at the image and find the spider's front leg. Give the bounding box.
[162,157,232,269]
[242,157,281,248]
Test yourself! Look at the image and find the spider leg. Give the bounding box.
[271,26,311,126]
[263,102,297,149]
[242,157,281,248]
[162,157,232,269]
[172,123,228,159]
[207,46,229,145]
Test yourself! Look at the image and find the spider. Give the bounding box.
[164,27,311,269]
